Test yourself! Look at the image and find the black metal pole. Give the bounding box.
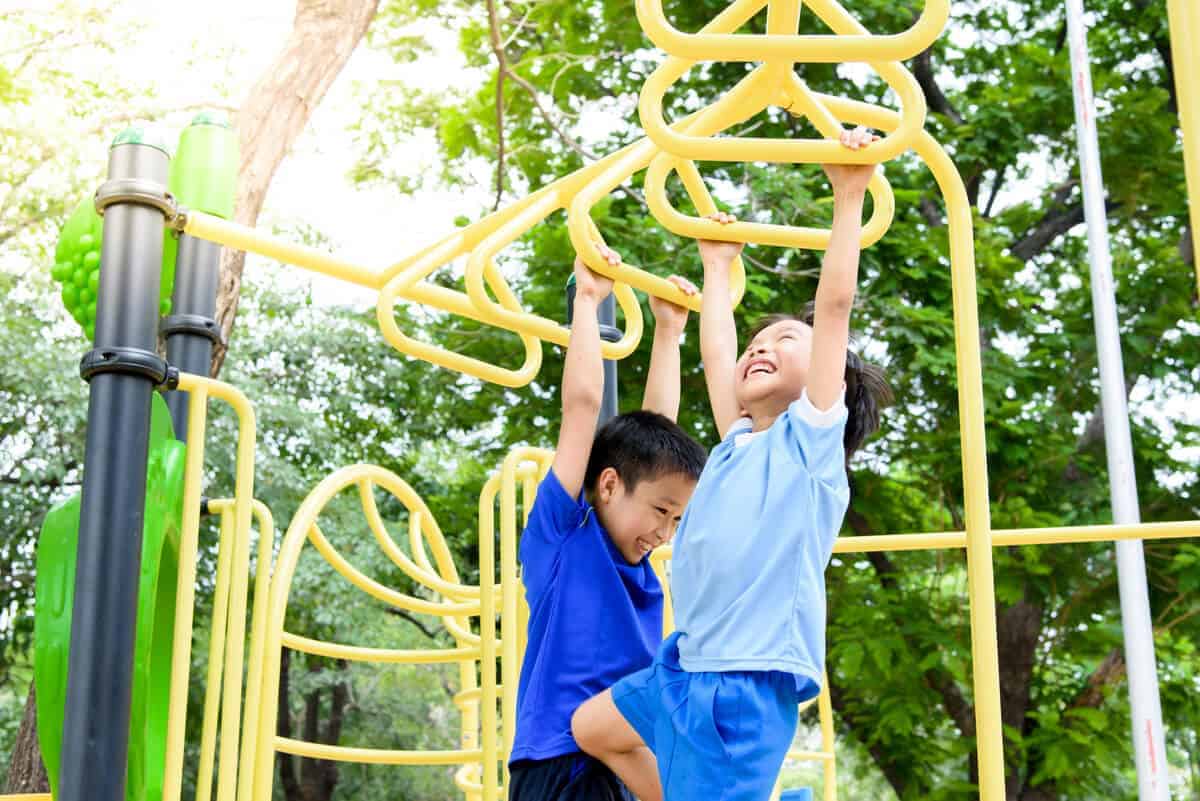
[59,133,172,801]
[163,233,221,438]
[565,278,621,424]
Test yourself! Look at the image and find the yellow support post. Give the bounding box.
[1166,0,1200,295]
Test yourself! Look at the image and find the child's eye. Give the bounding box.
[655,507,669,516]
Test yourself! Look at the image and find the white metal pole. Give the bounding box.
[1064,1,1170,798]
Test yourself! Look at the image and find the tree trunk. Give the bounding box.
[211,0,381,377]
[4,683,49,794]
[277,651,349,801]
[5,0,378,785]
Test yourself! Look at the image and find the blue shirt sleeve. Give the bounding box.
[518,469,590,596]
[784,388,849,489]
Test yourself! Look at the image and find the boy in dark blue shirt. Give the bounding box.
[507,245,708,801]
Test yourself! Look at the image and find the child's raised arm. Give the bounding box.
[808,126,878,412]
[552,246,620,499]
[698,212,745,439]
[642,275,699,422]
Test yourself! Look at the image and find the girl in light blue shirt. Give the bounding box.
[571,126,893,801]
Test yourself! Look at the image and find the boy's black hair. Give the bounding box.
[748,304,894,464]
[583,410,708,492]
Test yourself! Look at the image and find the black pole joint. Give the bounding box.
[160,313,223,345]
[79,347,174,386]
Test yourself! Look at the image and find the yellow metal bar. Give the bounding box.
[1166,0,1200,295]
[462,191,645,359]
[280,631,481,663]
[274,737,483,765]
[786,750,834,762]
[635,0,948,62]
[203,381,259,801]
[376,243,546,388]
[637,0,927,166]
[651,521,1199,562]
[0,796,52,801]
[214,499,275,801]
[817,677,837,801]
[195,509,235,801]
[306,521,478,615]
[162,380,210,801]
[500,450,527,760]
[908,112,1004,801]
[182,211,383,289]
[479,466,500,800]
[358,477,488,601]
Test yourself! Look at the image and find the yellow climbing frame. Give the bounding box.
[163,0,1200,795]
[9,3,1199,801]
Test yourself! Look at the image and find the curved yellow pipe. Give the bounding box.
[635,0,949,63]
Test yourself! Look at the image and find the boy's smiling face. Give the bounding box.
[591,468,696,564]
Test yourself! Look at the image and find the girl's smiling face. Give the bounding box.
[735,319,814,416]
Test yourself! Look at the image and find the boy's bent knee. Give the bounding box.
[572,690,642,758]
[571,695,604,755]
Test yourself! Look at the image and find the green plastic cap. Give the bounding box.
[189,110,230,128]
[111,125,171,156]
[170,113,239,218]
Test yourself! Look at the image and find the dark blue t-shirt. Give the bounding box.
[510,469,664,763]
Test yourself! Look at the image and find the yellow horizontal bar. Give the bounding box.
[182,211,383,289]
[636,0,948,62]
[275,737,485,765]
[0,795,53,801]
[280,632,482,664]
[455,685,505,705]
[654,521,1200,560]
[787,750,835,762]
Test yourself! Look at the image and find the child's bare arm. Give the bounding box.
[809,126,878,412]
[553,246,620,498]
[642,275,698,422]
[698,213,745,439]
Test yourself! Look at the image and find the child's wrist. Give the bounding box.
[654,320,685,338]
[832,187,867,206]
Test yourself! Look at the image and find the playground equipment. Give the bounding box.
[11,1,1200,801]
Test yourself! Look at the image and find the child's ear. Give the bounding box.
[597,467,620,503]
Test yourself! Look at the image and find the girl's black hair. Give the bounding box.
[748,305,893,463]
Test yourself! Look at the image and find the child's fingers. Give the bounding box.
[705,211,738,225]
[667,275,698,295]
[839,126,875,149]
[596,242,621,265]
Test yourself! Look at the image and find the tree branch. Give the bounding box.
[826,674,910,798]
[385,606,440,640]
[485,0,507,211]
[912,46,964,125]
[845,509,977,738]
[1010,179,1121,262]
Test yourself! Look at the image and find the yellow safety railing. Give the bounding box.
[162,374,261,801]
[248,463,512,801]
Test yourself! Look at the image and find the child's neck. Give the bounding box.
[745,394,799,432]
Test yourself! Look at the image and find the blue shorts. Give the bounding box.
[610,633,800,801]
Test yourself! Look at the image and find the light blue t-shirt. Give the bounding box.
[672,389,849,699]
